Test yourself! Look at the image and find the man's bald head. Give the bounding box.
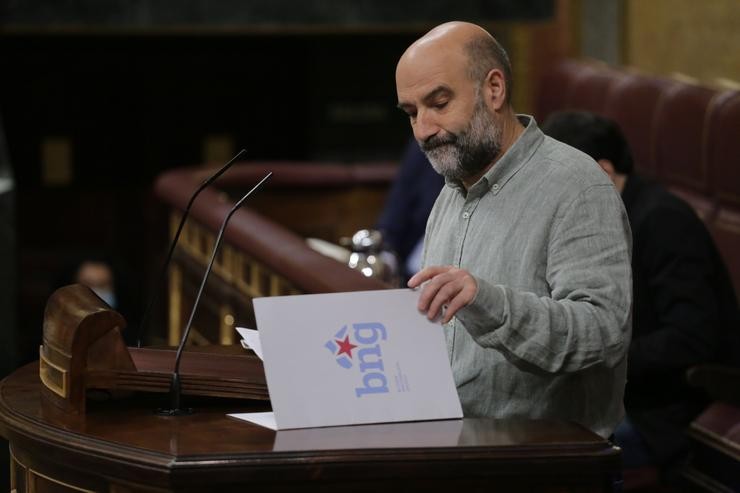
[398,21,513,104]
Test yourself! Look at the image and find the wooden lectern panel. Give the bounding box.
[39,284,268,418]
[1,363,621,493]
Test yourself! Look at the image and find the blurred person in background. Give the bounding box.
[542,110,740,479]
[376,139,444,282]
[55,253,139,346]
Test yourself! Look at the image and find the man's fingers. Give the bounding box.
[410,266,477,323]
[427,278,462,320]
[408,265,452,288]
[441,281,477,323]
[441,293,467,324]
[417,273,445,312]
[417,269,456,313]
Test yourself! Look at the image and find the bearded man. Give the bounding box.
[396,22,633,438]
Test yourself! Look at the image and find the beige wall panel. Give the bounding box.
[625,0,740,83]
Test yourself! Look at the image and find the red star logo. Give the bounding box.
[335,335,358,358]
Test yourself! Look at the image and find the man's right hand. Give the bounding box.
[408,265,478,324]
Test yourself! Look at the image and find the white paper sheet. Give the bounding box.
[235,327,264,360]
[251,289,462,430]
[229,411,277,430]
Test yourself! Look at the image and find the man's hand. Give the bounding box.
[407,266,478,324]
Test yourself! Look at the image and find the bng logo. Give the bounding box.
[324,322,389,398]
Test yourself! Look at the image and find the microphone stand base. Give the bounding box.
[155,407,194,416]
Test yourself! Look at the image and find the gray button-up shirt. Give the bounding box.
[423,115,632,438]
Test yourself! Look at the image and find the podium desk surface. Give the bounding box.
[0,363,620,492]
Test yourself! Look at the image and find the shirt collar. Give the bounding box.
[446,114,545,199]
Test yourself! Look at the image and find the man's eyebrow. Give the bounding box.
[422,85,453,104]
[397,85,453,112]
[397,101,414,112]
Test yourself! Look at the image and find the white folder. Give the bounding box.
[230,289,462,430]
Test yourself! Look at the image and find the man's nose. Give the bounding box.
[413,110,440,142]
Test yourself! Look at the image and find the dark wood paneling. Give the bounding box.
[0,1,554,29]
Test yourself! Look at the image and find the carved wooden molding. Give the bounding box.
[39,284,268,416]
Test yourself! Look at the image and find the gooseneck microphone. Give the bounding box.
[157,171,272,416]
[136,149,247,348]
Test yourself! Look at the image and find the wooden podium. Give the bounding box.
[0,362,621,493]
[0,284,622,492]
[0,162,622,492]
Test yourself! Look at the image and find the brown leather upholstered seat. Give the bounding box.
[707,90,740,207]
[652,81,719,220]
[706,90,740,300]
[565,64,627,115]
[535,59,593,122]
[684,400,740,491]
[604,75,675,177]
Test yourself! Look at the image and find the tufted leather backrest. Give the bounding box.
[707,90,740,210]
[535,60,593,122]
[706,90,740,299]
[652,81,720,220]
[565,65,627,115]
[604,74,675,177]
[653,82,717,193]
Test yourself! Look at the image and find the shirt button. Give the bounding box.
[462,211,470,219]
[492,183,500,191]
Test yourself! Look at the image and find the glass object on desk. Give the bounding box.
[343,229,400,287]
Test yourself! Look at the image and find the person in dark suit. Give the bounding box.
[542,110,740,476]
[376,139,444,281]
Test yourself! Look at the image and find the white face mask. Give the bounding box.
[92,288,117,309]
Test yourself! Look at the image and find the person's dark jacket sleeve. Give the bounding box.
[376,139,444,266]
[628,205,724,378]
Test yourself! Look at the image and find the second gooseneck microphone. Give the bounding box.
[157,171,273,416]
[136,149,247,348]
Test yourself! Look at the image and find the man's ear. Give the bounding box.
[483,68,507,111]
[597,159,616,178]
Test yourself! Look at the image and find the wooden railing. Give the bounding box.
[154,161,397,346]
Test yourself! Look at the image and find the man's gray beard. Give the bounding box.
[422,99,503,182]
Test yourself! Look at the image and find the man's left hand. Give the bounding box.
[407,266,478,324]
